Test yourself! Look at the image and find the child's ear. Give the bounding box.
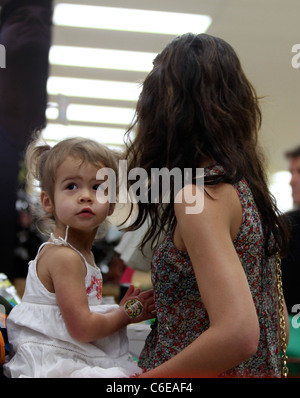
[41,191,54,214]
[108,203,115,216]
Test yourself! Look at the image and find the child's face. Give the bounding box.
[43,156,113,233]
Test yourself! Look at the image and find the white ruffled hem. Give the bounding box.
[4,340,141,378]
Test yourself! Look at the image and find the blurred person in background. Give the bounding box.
[282,146,300,315]
[0,0,53,282]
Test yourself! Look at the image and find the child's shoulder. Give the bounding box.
[36,244,87,293]
[38,243,85,269]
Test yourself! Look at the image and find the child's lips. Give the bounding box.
[77,208,95,216]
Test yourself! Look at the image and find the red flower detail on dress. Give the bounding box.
[86,275,103,300]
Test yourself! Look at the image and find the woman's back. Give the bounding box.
[139,164,280,377]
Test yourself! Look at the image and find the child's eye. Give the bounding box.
[94,182,106,191]
[66,183,77,190]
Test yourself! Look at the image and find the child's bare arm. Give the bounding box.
[44,247,155,342]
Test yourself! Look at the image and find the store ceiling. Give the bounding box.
[49,0,300,175]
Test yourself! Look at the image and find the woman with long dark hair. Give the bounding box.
[124,33,289,377]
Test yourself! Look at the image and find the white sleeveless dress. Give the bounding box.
[3,232,141,378]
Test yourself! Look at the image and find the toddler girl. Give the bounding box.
[4,136,155,378]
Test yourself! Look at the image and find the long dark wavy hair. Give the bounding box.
[124,33,288,256]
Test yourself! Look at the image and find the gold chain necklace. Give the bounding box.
[276,252,289,378]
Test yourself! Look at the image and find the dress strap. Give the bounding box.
[35,225,89,267]
[50,224,69,246]
[204,163,225,177]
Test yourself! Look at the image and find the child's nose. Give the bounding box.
[79,190,93,203]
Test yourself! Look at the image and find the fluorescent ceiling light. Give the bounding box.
[49,45,156,72]
[53,4,212,35]
[47,76,141,101]
[46,104,59,120]
[47,103,135,125]
[42,124,127,146]
[67,104,135,125]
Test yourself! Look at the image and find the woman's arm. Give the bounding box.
[139,183,260,377]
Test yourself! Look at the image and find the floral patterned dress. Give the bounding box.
[138,164,281,377]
